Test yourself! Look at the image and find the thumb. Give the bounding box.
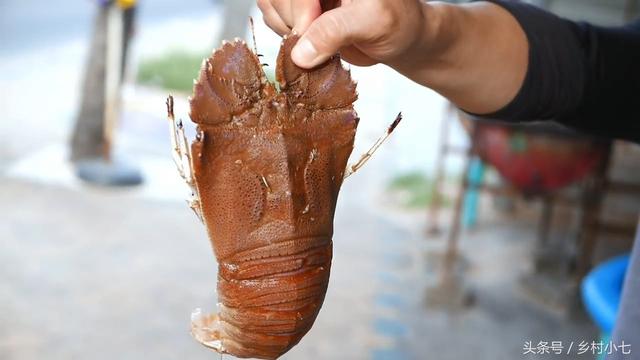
[291,5,368,68]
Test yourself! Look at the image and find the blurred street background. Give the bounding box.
[1,1,639,359]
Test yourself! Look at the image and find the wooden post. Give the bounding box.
[102,4,124,161]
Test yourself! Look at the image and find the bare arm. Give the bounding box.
[257,0,528,114]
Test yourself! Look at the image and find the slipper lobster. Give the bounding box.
[166,33,400,359]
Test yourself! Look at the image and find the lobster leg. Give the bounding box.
[344,112,402,179]
[166,96,203,222]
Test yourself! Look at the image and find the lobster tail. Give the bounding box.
[193,240,332,359]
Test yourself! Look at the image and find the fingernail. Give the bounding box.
[291,38,318,67]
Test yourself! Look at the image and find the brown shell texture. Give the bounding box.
[188,35,359,359]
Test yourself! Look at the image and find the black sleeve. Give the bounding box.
[477,0,640,143]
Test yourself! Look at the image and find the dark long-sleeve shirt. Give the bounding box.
[482,0,640,143]
[481,2,639,359]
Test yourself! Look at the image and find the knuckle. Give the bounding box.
[376,5,397,32]
[270,0,287,10]
[310,17,340,50]
[256,0,269,10]
[322,13,343,36]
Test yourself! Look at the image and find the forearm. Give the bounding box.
[392,1,528,115]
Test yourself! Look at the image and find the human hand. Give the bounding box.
[257,0,528,116]
[256,0,431,69]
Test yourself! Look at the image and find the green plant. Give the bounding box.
[137,50,206,93]
[137,50,278,93]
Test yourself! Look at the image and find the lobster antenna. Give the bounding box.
[343,112,403,179]
[166,95,175,119]
[249,16,259,55]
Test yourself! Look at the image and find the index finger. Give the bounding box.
[291,0,322,34]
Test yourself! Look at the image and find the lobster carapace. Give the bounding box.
[166,33,400,359]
